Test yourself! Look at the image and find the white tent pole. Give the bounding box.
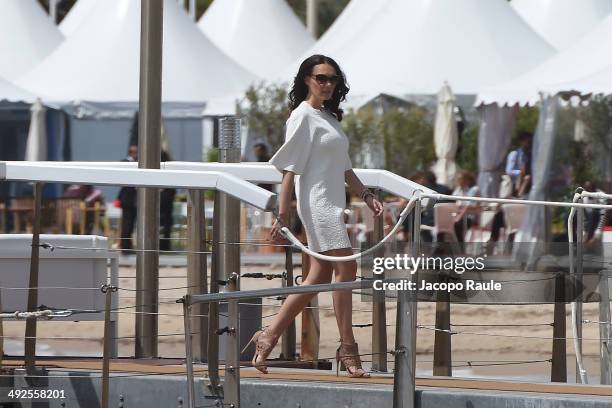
[189,0,196,20]
[49,0,58,24]
[306,0,318,37]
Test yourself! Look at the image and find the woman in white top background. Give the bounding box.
[247,55,383,378]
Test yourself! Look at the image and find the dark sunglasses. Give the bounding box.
[310,74,340,85]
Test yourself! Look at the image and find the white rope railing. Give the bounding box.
[279,193,419,262]
[0,309,73,320]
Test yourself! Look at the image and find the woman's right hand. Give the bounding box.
[269,217,289,244]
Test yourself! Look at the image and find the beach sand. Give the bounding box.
[2,264,606,382]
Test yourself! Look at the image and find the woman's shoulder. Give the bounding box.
[287,101,316,123]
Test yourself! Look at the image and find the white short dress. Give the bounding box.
[269,101,352,253]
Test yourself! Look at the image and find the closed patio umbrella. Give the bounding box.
[24,99,47,162]
[431,82,458,187]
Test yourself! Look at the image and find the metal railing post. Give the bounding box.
[135,0,163,359]
[281,245,297,360]
[101,284,117,408]
[218,117,242,407]
[433,290,451,376]
[225,299,240,406]
[599,270,612,384]
[187,190,208,361]
[25,182,43,371]
[393,198,420,408]
[183,297,196,408]
[576,198,584,383]
[300,251,320,361]
[207,197,220,393]
[372,189,387,372]
[551,274,567,382]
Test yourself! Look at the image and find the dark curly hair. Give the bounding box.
[288,55,349,121]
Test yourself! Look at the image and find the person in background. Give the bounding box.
[452,171,479,245]
[160,150,176,251]
[424,170,452,196]
[400,170,451,243]
[64,184,105,234]
[253,142,274,192]
[117,144,138,250]
[64,184,104,206]
[505,131,533,198]
[486,132,533,253]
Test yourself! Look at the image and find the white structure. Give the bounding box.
[198,0,314,80]
[555,64,612,96]
[0,161,277,211]
[18,0,258,118]
[477,13,612,106]
[0,234,119,356]
[0,0,63,81]
[322,0,554,102]
[511,0,612,51]
[284,0,389,83]
[59,0,99,37]
[301,0,389,60]
[0,75,35,103]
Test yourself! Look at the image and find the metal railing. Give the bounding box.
[0,160,278,408]
[8,160,436,376]
[4,160,612,407]
[0,160,436,408]
[180,190,612,408]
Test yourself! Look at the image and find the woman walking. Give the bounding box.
[250,55,383,378]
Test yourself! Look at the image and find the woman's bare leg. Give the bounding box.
[328,247,358,344]
[264,255,333,339]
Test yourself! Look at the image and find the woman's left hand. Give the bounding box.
[365,195,384,217]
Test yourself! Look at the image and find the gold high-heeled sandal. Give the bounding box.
[243,329,278,374]
[335,341,370,378]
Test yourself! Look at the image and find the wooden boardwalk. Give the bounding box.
[3,357,612,398]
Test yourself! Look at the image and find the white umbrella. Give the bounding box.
[24,99,47,161]
[431,82,458,187]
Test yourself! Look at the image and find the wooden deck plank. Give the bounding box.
[2,358,612,397]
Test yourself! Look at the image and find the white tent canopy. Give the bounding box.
[59,0,99,37]
[198,0,314,80]
[17,0,258,118]
[0,0,63,81]
[281,0,390,87]
[555,64,612,97]
[511,0,612,51]
[0,75,35,104]
[301,0,389,59]
[477,13,612,106]
[323,0,554,101]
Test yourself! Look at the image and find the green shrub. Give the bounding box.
[342,106,435,178]
[237,82,291,152]
[456,123,478,174]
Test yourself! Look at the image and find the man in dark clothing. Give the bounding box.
[117,145,137,250]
